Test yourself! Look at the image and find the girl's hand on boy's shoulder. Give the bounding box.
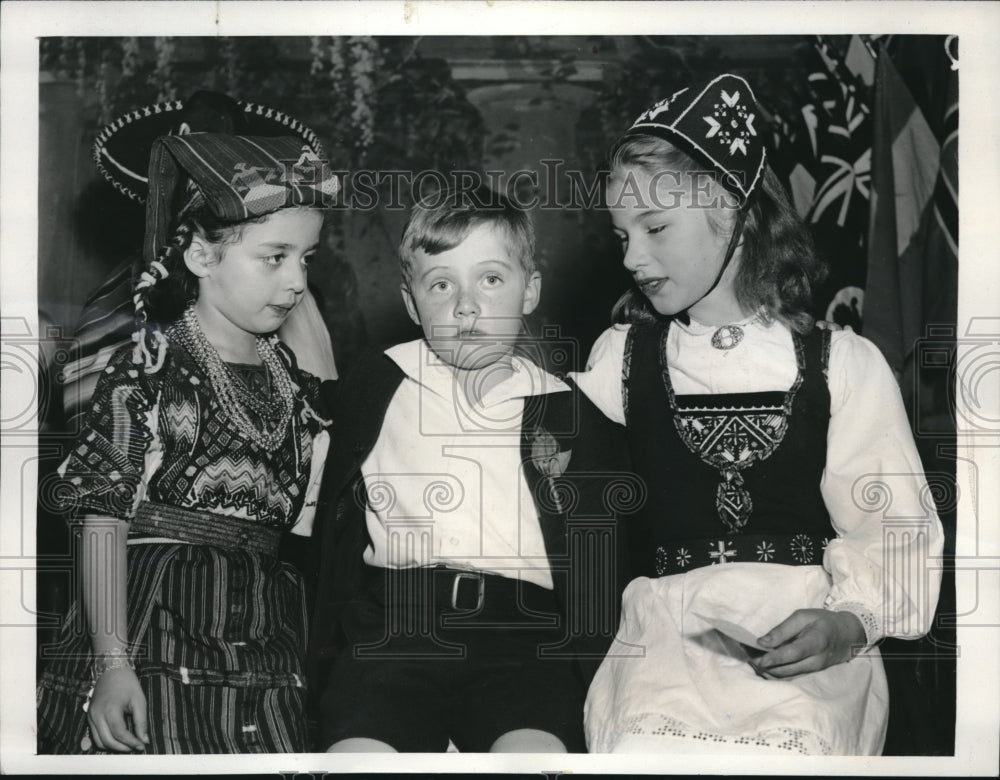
[748,608,866,680]
[815,319,852,332]
[87,667,149,752]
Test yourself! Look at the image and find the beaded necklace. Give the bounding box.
[170,305,294,451]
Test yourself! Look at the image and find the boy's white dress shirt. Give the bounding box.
[361,339,570,590]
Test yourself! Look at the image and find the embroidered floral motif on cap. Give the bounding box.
[625,73,767,201]
[633,86,689,124]
[703,88,757,156]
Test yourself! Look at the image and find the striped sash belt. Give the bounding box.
[131,501,283,557]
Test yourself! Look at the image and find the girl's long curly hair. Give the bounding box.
[609,134,826,335]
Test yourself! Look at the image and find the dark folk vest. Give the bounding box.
[623,320,834,577]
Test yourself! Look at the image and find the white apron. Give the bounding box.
[584,562,888,755]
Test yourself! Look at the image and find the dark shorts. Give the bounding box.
[320,566,587,753]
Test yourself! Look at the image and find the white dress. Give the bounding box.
[572,319,944,755]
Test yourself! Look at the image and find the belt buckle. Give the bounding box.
[450,571,484,611]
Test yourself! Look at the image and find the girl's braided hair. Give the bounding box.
[133,195,268,369]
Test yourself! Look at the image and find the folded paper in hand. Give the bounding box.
[693,612,767,651]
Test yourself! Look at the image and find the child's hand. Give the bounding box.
[87,667,149,752]
[749,609,865,679]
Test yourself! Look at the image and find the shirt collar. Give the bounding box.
[384,339,570,407]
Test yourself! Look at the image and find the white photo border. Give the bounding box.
[2,1,998,775]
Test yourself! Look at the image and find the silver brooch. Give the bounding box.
[710,324,745,350]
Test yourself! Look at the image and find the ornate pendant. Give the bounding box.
[711,324,744,350]
[716,475,753,533]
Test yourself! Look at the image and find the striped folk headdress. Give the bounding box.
[143,133,339,267]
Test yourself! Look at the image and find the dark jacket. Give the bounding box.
[307,349,639,693]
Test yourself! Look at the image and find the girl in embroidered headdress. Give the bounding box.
[574,74,944,755]
[59,91,339,434]
[37,132,338,753]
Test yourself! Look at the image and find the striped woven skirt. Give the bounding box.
[37,542,309,753]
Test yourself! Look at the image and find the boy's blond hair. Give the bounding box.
[399,185,536,286]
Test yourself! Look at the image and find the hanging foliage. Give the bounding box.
[152,37,177,103]
[349,36,378,157]
[39,35,487,371]
[38,36,484,172]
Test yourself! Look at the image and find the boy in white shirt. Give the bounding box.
[310,187,635,753]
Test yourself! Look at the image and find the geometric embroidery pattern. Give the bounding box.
[655,545,693,575]
[655,546,670,575]
[673,407,787,532]
[674,409,787,468]
[650,533,830,576]
[620,712,834,755]
[790,533,816,564]
[703,87,758,157]
[707,539,738,564]
[56,341,326,529]
[660,328,808,535]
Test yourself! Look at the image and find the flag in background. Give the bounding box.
[860,36,958,759]
[767,36,876,331]
[761,86,817,218]
[805,37,873,330]
[764,33,956,353]
[864,35,958,410]
[843,34,876,88]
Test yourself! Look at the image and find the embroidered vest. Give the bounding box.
[623,320,833,576]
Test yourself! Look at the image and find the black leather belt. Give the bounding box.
[360,564,559,616]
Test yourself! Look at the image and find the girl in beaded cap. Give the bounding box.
[573,74,944,755]
[37,132,338,754]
